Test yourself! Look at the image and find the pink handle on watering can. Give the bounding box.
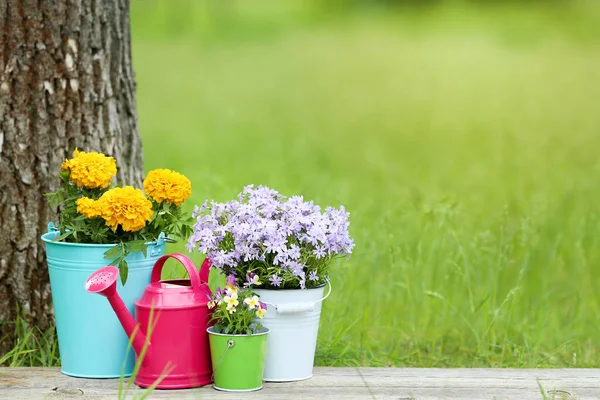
[151,253,209,297]
[199,258,211,283]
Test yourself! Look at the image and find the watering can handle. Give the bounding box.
[199,258,211,284]
[151,253,203,296]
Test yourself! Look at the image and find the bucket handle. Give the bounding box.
[211,339,235,380]
[263,278,332,314]
[151,253,207,297]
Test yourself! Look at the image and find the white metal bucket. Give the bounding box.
[254,279,332,382]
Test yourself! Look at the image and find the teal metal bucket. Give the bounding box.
[41,225,166,378]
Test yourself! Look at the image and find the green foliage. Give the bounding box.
[45,171,111,244]
[0,307,59,367]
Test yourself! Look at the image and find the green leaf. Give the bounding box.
[52,231,73,242]
[214,323,223,333]
[119,259,129,286]
[223,325,231,334]
[104,244,122,260]
[256,323,263,331]
[127,240,148,254]
[246,328,252,335]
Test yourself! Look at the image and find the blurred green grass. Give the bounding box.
[132,1,600,367]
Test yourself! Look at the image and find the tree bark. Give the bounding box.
[0,0,143,357]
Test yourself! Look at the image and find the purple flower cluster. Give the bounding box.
[187,185,354,289]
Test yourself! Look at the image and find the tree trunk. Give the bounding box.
[0,0,143,357]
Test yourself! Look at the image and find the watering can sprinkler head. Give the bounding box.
[85,266,119,297]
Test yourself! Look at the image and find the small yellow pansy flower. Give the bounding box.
[226,303,237,314]
[243,295,260,310]
[244,273,262,287]
[224,291,238,304]
[224,292,239,314]
[227,298,239,308]
[226,285,238,295]
[256,308,266,319]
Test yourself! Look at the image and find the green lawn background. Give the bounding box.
[133,1,600,367]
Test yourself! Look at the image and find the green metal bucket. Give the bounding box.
[207,327,269,392]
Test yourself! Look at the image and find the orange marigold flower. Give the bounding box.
[76,197,102,219]
[143,169,191,206]
[97,186,153,232]
[62,149,117,189]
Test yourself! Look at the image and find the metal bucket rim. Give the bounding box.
[207,326,270,337]
[255,278,332,313]
[254,279,328,292]
[41,230,165,248]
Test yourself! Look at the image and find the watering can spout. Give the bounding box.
[85,266,150,360]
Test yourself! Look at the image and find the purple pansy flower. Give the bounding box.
[243,272,261,287]
[213,288,225,303]
[226,274,236,287]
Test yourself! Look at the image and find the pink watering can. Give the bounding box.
[84,253,213,389]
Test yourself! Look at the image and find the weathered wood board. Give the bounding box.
[1,367,599,399]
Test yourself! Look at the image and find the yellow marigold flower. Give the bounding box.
[143,169,191,206]
[97,186,153,232]
[76,197,102,219]
[62,149,117,189]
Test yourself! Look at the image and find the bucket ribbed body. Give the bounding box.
[208,327,269,391]
[253,285,325,382]
[42,231,165,378]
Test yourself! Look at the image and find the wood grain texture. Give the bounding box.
[1,367,599,399]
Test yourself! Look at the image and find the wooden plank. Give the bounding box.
[357,367,600,378]
[0,367,372,400]
[356,368,600,400]
[1,367,599,400]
